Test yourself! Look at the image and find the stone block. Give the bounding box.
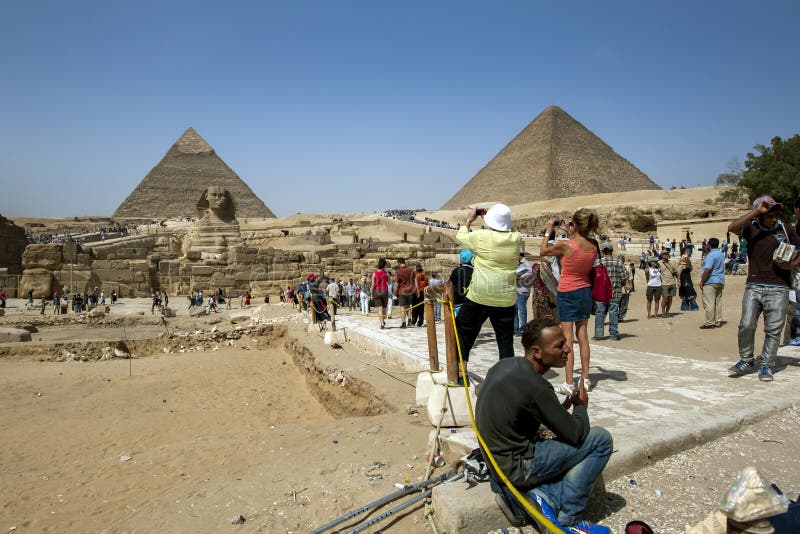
[432,478,507,534]
[324,329,347,346]
[87,308,105,318]
[75,253,93,267]
[416,370,449,406]
[95,269,135,282]
[16,323,37,333]
[0,327,32,342]
[22,244,63,270]
[426,383,477,428]
[162,307,176,318]
[185,250,201,261]
[191,265,216,276]
[20,269,55,297]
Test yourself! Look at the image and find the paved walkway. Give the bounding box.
[334,309,800,456]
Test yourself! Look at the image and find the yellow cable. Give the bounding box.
[447,299,562,534]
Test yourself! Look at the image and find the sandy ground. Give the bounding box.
[0,266,796,533]
[0,305,437,533]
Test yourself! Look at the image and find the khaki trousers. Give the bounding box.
[702,283,724,326]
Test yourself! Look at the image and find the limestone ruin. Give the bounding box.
[113,127,276,219]
[442,105,660,209]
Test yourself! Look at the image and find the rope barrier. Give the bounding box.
[446,298,561,533]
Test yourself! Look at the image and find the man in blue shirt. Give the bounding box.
[699,237,725,329]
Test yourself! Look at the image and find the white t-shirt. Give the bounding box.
[327,283,339,298]
[647,267,662,287]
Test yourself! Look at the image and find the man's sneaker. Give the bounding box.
[758,365,774,382]
[728,358,756,376]
[786,337,800,346]
[566,520,612,534]
[556,382,575,396]
[526,492,564,531]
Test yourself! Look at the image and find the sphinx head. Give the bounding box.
[197,186,236,222]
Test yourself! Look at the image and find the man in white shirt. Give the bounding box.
[327,278,340,315]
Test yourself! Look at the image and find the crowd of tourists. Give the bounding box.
[30,287,117,314]
[371,197,800,533]
[25,222,140,244]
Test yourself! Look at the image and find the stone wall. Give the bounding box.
[0,215,28,275]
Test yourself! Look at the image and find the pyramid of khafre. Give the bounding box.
[114,128,275,219]
[441,106,660,209]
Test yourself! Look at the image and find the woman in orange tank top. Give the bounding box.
[540,209,600,395]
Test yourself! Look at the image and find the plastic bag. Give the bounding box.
[721,466,788,522]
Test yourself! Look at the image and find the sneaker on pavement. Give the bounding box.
[787,337,800,346]
[580,377,593,392]
[566,520,612,534]
[556,382,575,396]
[728,358,756,376]
[526,492,565,532]
[758,365,774,382]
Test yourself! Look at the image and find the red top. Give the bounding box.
[558,239,597,292]
[373,269,389,291]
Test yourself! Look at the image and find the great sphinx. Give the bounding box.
[185,186,242,260]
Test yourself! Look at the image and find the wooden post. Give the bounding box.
[330,299,336,331]
[424,298,439,371]
[442,282,459,384]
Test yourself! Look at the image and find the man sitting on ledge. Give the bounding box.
[475,317,612,534]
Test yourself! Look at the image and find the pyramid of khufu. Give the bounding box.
[441,106,660,209]
[114,128,275,219]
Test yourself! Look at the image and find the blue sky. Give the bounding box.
[1,0,798,218]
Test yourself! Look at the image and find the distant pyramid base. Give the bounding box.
[114,128,275,219]
[442,106,659,210]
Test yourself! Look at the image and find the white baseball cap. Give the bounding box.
[483,203,512,232]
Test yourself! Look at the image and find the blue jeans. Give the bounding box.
[526,427,613,527]
[738,285,789,368]
[514,292,530,333]
[594,300,619,338]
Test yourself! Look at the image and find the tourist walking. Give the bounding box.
[678,255,699,311]
[372,259,390,328]
[728,197,800,381]
[455,204,522,384]
[513,252,533,335]
[645,257,662,319]
[699,239,725,327]
[394,259,415,327]
[411,265,429,327]
[593,242,628,341]
[359,276,371,316]
[540,209,599,394]
[658,250,679,317]
[346,279,357,311]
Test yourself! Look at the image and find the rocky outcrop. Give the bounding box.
[442,106,660,209]
[0,214,26,274]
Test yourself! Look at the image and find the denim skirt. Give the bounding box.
[557,286,592,322]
